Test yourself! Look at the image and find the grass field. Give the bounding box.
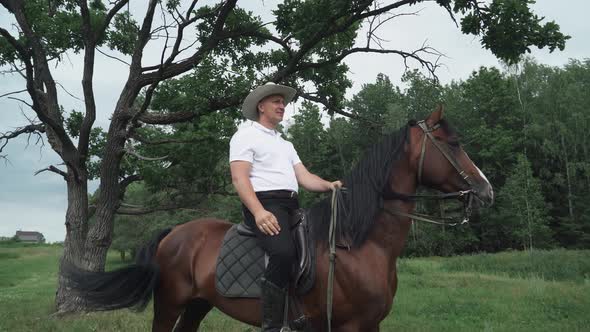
[0,244,589,332]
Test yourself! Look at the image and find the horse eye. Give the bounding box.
[448,140,460,148]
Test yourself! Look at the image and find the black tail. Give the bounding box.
[63,228,173,311]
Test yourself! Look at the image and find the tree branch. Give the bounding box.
[0,123,45,154]
[97,0,131,41]
[118,174,143,201]
[299,44,443,78]
[157,1,172,67]
[237,29,294,58]
[136,94,242,125]
[0,25,29,59]
[120,174,142,189]
[269,1,374,82]
[114,191,233,216]
[137,0,238,86]
[129,0,160,73]
[115,203,194,215]
[130,132,210,146]
[358,0,419,20]
[3,1,79,168]
[96,48,130,66]
[298,91,380,127]
[0,89,28,99]
[7,96,33,108]
[77,0,99,163]
[129,82,159,128]
[138,111,196,125]
[124,142,168,161]
[34,165,67,179]
[55,82,84,102]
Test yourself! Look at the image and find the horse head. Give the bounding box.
[399,105,494,209]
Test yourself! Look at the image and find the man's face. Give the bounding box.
[258,94,286,125]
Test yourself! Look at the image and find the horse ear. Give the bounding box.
[426,104,444,127]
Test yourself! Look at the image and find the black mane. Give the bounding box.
[308,124,410,248]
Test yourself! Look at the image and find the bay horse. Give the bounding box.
[65,107,493,331]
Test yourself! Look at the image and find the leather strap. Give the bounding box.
[418,133,427,184]
[383,207,469,226]
[417,121,476,187]
[326,187,340,332]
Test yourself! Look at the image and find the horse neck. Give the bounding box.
[370,154,418,260]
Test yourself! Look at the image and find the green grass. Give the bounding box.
[1,244,589,331]
[391,252,590,332]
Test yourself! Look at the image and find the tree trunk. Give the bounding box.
[54,107,132,312]
[524,174,534,251]
[55,169,89,312]
[561,134,574,218]
[84,113,129,271]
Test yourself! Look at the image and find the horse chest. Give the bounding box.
[336,247,394,308]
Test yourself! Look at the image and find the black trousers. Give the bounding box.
[242,192,299,289]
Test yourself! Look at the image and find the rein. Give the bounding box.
[384,192,473,226]
[326,187,346,332]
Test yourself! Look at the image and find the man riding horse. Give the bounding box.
[229,82,342,331]
[64,84,494,331]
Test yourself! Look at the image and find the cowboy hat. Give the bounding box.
[241,82,297,121]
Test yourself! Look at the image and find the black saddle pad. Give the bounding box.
[215,225,266,298]
[215,222,316,298]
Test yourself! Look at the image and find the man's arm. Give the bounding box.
[230,161,280,235]
[294,163,342,192]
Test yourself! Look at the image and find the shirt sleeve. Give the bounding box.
[289,142,302,166]
[229,131,254,163]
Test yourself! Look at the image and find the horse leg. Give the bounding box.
[331,322,379,332]
[172,298,212,332]
[152,292,184,332]
[152,273,197,332]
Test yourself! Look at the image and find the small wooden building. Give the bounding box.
[15,231,46,243]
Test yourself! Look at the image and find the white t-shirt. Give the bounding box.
[229,121,302,192]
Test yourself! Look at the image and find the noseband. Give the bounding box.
[384,120,476,226]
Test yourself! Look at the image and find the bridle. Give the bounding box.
[383,120,476,226]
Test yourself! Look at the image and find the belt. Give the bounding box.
[255,190,298,199]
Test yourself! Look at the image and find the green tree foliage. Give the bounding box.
[488,154,553,250]
[287,101,332,206]
[521,59,590,248]
[347,73,404,150]
[110,182,243,260]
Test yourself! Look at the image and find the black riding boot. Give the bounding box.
[260,277,286,332]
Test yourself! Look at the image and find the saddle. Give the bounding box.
[215,209,316,298]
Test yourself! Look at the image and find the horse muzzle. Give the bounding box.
[472,182,494,207]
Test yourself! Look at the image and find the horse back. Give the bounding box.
[155,218,233,299]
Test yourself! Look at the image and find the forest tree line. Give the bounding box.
[110,58,590,258]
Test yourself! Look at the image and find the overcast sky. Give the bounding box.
[1,0,588,242]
